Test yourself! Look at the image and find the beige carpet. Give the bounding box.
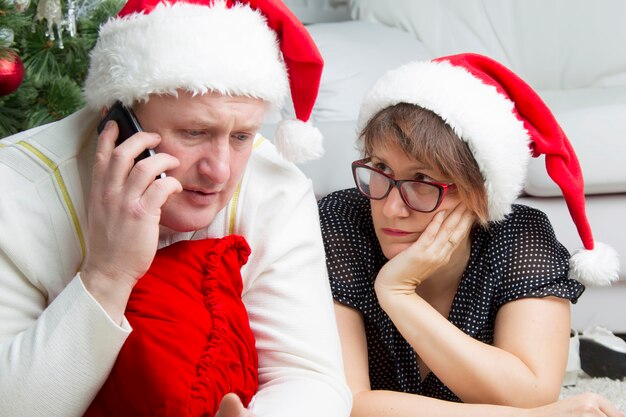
[560,373,625,411]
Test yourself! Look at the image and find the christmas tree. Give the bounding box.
[0,0,122,138]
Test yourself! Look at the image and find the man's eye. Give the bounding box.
[232,133,252,142]
[186,130,206,137]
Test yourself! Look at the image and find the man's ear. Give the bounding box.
[100,106,109,118]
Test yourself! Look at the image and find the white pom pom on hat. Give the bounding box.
[358,53,620,286]
[275,119,323,163]
[84,0,324,163]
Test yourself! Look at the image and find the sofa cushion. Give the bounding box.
[348,0,626,90]
[524,87,626,196]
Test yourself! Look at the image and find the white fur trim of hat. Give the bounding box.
[357,53,620,286]
[84,1,288,111]
[358,59,531,222]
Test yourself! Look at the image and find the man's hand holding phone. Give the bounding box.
[97,101,165,178]
[81,102,182,324]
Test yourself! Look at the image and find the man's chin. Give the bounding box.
[159,211,217,234]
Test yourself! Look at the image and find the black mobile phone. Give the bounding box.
[97,101,165,179]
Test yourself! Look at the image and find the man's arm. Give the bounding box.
[0,110,179,417]
[0,117,131,417]
[0,263,131,417]
[237,167,351,417]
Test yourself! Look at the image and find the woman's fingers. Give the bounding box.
[418,203,474,256]
[536,392,625,417]
[376,203,477,294]
[445,206,475,249]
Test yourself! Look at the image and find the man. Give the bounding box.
[0,0,351,416]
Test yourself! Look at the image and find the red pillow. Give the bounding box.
[84,235,258,417]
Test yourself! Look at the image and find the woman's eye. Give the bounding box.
[372,162,390,172]
[415,173,436,182]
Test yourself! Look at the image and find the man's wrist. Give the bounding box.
[80,270,134,325]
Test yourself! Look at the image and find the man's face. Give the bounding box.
[133,91,269,232]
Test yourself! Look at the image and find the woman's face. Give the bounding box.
[369,142,462,260]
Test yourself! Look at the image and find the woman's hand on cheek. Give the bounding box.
[375,203,475,300]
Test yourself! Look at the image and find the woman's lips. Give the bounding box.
[381,228,413,237]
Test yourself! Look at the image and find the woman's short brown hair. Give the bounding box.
[359,103,490,225]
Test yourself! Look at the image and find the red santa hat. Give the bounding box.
[358,53,620,286]
[84,0,324,163]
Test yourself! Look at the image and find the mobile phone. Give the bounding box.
[97,101,165,179]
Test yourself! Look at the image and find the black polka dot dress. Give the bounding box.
[318,188,585,402]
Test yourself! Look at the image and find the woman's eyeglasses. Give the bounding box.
[351,159,456,213]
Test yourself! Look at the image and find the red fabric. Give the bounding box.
[240,0,324,122]
[84,235,258,417]
[435,53,594,251]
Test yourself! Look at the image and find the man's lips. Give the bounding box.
[184,186,220,195]
[182,187,220,204]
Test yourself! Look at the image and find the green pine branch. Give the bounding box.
[0,0,123,138]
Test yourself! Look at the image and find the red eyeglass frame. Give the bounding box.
[351,158,456,213]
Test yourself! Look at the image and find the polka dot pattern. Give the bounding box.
[318,188,585,401]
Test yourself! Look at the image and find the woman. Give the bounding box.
[318,53,622,416]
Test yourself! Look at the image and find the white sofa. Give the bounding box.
[265,0,626,332]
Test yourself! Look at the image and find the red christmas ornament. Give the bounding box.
[0,50,25,96]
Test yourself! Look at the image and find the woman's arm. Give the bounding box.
[376,291,570,406]
[372,203,570,406]
[335,302,624,417]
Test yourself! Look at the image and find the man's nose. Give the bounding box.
[197,139,230,184]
